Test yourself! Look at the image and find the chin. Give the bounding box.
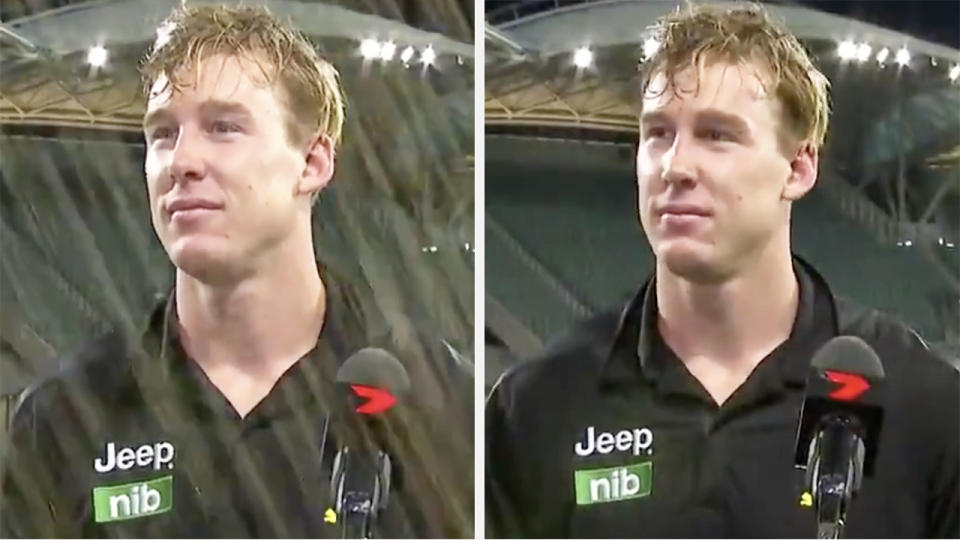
[655,240,725,283]
[165,238,239,285]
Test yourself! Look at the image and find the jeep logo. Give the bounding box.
[574,425,654,457]
[94,441,175,473]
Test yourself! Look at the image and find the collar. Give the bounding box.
[131,273,361,422]
[599,255,838,389]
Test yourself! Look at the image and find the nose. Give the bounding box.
[660,133,697,188]
[169,124,206,184]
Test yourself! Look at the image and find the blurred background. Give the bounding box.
[0,0,474,517]
[484,0,960,391]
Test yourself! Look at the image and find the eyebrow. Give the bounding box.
[143,100,254,131]
[640,109,750,133]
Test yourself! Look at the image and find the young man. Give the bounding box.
[1,5,470,538]
[486,4,958,538]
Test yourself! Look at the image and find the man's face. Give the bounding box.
[144,53,326,283]
[637,60,810,282]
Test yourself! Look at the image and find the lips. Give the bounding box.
[657,203,712,217]
[166,198,222,215]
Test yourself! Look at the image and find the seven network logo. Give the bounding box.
[573,425,654,505]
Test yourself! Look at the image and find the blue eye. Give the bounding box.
[704,129,733,141]
[211,121,241,134]
[645,127,669,139]
[151,126,175,140]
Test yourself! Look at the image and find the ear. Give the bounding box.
[296,132,335,198]
[782,141,818,201]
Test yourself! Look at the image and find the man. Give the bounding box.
[486,4,958,538]
[1,5,471,538]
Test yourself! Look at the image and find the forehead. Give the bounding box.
[146,53,282,114]
[642,60,779,120]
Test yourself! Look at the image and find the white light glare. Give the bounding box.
[903,240,913,247]
[360,39,381,59]
[876,47,889,64]
[421,45,436,66]
[950,64,960,81]
[855,43,871,62]
[400,46,414,64]
[87,45,108,67]
[573,46,593,68]
[895,47,910,66]
[643,37,660,60]
[379,41,397,61]
[155,21,176,50]
[837,40,857,60]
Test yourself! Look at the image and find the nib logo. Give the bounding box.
[92,476,173,522]
[573,462,653,505]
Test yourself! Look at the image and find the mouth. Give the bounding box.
[166,199,222,217]
[657,204,712,218]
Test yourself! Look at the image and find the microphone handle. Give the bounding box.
[807,415,866,539]
[340,497,372,539]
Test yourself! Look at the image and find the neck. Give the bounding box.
[656,231,798,369]
[175,224,326,379]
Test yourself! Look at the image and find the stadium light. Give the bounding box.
[360,39,380,59]
[643,37,660,60]
[155,22,176,50]
[573,46,593,68]
[87,44,108,67]
[837,40,856,60]
[379,41,397,61]
[421,45,436,66]
[949,64,959,81]
[855,43,871,63]
[876,47,889,64]
[895,47,910,66]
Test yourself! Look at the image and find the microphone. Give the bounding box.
[793,336,886,539]
[330,348,411,539]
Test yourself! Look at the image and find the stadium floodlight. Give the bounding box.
[360,39,381,59]
[855,43,871,63]
[421,45,436,66]
[87,45,108,67]
[643,37,660,60]
[895,47,910,66]
[379,41,397,61]
[155,22,176,50]
[837,40,856,60]
[573,46,593,68]
[949,64,959,81]
[876,47,889,64]
[400,46,414,64]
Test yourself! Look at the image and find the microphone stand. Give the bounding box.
[805,415,866,539]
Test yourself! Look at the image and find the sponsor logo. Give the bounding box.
[94,441,175,473]
[573,462,652,505]
[574,425,654,457]
[92,476,173,523]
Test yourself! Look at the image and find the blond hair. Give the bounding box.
[640,2,831,149]
[139,4,345,150]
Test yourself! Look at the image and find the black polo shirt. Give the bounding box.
[486,258,959,538]
[1,278,470,538]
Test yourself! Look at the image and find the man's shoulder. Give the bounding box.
[12,330,138,429]
[835,296,959,396]
[491,304,625,408]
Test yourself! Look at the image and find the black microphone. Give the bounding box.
[330,348,410,539]
[793,336,886,539]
